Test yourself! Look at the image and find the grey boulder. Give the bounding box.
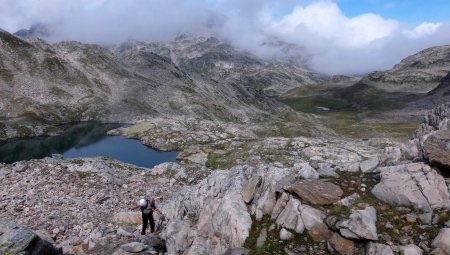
[372,163,450,212]
[0,219,62,255]
[337,206,378,241]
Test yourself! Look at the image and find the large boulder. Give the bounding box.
[0,219,62,255]
[372,163,450,212]
[336,206,378,241]
[284,180,343,205]
[432,228,450,254]
[423,130,450,171]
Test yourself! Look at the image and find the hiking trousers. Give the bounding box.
[142,212,155,233]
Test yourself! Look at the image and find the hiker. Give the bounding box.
[130,197,162,235]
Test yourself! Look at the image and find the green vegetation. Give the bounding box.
[77,171,91,179]
[42,56,66,73]
[205,145,249,170]
[71,159,84,165]
[0,242,18,255]
[280,82,422,140]
[324,112,418,140]
[244,215,328,255]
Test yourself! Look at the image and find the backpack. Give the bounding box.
[141,199,154,214]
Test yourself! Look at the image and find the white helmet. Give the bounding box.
[138,198,146,206]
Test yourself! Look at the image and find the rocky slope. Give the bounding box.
[359,45,450,93]
[1,103,450,255]
[2,29,322,140]
[280,45,450,116]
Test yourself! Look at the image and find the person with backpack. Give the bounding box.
[130,197,162,235]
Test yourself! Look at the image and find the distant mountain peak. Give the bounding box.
[14,23,52,39]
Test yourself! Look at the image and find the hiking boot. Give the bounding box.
[140,230,145,235]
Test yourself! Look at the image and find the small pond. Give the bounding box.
[0,122,178,168]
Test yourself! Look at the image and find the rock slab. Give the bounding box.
[285,180,343,205]
[241,176,262,203]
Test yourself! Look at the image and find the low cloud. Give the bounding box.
[1,0,449,74]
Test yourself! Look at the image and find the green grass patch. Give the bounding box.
[77,171,92,179]
[244,215,329,255]
[71,159,84,165]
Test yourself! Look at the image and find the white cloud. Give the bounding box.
[0,0,449,74]
[271,1,400,48]
[404,22,442,39]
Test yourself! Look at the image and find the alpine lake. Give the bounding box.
[0,122,178,168]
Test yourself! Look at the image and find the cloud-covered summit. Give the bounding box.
[1,0,449,74]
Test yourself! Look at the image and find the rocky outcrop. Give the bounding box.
[0,219,62,254]
[372,163,450,212]
[414,103,450,139]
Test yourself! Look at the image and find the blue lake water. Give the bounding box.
[0,122,178,168]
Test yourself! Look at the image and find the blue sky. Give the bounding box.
[336,0,450,24]
[258,0,450,25]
